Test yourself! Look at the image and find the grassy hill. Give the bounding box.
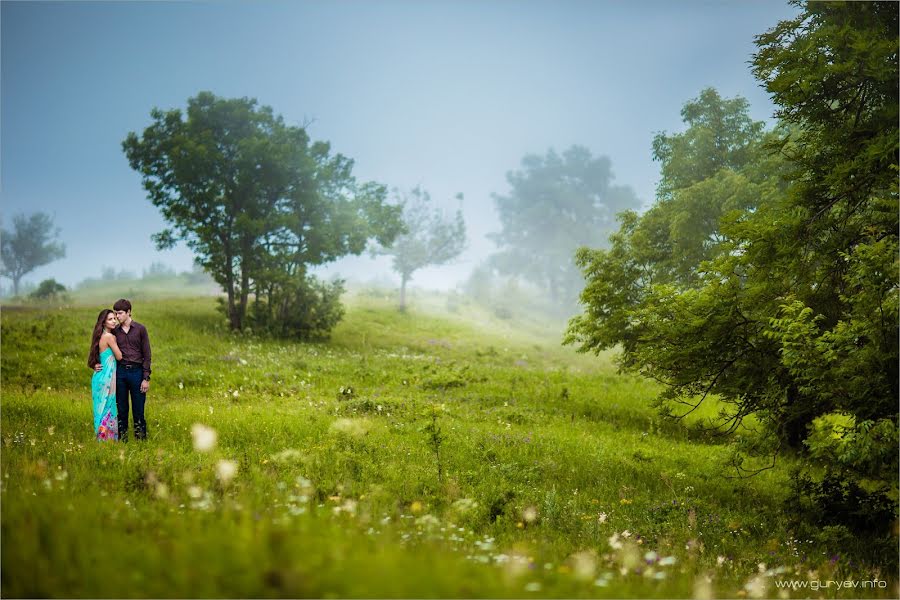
[1,293,894,598]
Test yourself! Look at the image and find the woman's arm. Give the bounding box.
[103,332,123,361]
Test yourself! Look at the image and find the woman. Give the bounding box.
[87,309,122,441]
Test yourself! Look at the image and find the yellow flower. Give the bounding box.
[410,500,423,513]
[620,498,632,505]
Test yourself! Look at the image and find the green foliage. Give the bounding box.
[568,1,898,542]
[0,212,66,296]
[376,186,467,310]
[247,274,346,340]
[489,145,641,309]
[28,278,67,300]
[122,91,403,334]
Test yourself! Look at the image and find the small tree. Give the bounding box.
[378,186,466,310]
[1,212,66,296]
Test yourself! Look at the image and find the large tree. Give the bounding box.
[489,145,640,309]
[123,92,403,332]
[377,186,466,310]
[568,1,898,551]
[1,212,66,297]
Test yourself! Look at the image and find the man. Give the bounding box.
[96,299,152,441]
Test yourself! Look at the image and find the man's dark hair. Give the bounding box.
[113,298,132,312]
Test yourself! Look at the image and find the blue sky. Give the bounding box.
[1,0,800,291]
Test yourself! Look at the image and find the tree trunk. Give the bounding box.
[400,274,409,311]
[224,252,240,330]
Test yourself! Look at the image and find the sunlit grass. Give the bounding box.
[1,294,894,598]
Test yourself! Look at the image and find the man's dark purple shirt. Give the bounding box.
[114,320,152,380]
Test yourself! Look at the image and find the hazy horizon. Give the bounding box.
[2,0,800,293]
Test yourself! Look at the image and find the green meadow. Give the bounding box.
[1,291,895,598]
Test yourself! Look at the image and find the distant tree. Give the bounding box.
[143,262,176,279]
[123,92,403,334]
[488,146,640,309]
[377,186,466,310]
[568,1,898,556]
[0,212,66,296]
[29,278,67,300]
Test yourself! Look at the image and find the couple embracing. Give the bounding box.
[86,299,152,442]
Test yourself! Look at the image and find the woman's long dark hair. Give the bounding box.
[87,309,114,369]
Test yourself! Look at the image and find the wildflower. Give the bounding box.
[330,418,368,437]
[524,582,541,592]
[191,424,217,452]
[745,575,768,599]
[716,555,727,567]
[570,550,597,581]
[693,575,714,600]
[620,498,632,505]
[416,514,439,529]
[232,390,239,398]
[608,533,623,550]
[272,449,303,463]
[187,485,203,499]
[178,382,184,390]
[522,506,538,523]
[621,530,632,538]
[154,483,169,500]
[644,551,658,564]
[410,500,423,513]
[598,512,608,523]
[659,556,676,566]
[47,426,55,436]
[215,459,238,485]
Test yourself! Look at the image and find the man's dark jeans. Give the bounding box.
[116,365,147,441]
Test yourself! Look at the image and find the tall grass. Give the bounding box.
[1,295,894,598]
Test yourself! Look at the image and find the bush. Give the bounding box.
[246,275,346,341]
[29,279,67,301]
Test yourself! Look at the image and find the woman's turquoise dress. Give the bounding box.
[91,347,118,441]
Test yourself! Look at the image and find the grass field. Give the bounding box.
[1,290,895,598]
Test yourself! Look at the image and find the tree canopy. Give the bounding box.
[0,212,66,297]
[567,0,898,555]
[123,92,403,335]
[489,145,640,309]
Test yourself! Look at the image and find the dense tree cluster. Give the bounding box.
[567,0,898,556]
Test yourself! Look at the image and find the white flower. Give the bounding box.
[215,459,238,485]
[330,418,369,437]
[597,511,608,524]
[608,533,623,550]
[745,575,768,599]
[571,550,597,581]
[621,529,632,538]
[716,555,727,567]
[191,423,217,452]
[522,506,538,523]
